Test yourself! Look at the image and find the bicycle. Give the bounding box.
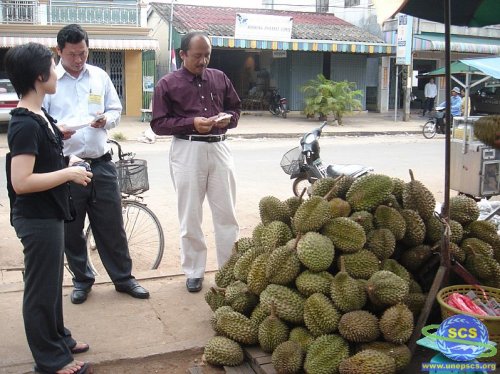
[85,139,164,275]
[422,106,446,139]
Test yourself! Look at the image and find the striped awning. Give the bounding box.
[384,31,500,55]
[0,36,159,50]
[209,36,394,54]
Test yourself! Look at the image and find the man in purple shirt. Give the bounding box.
[151,31,241,293]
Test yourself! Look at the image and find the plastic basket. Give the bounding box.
[280,146,304,175]
[436,284,500,362]
[116,158,149,195]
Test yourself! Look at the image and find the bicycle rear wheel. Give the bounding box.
[86,200,164,275]
[422,120,437,139]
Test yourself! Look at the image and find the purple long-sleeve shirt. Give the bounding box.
[150,67,241,136]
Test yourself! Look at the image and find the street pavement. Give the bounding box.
[0,110,425,373]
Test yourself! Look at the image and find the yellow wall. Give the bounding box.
[124,50,143,117]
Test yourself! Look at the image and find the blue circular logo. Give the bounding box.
[435,315,489,361]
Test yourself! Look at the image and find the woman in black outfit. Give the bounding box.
[5,43,93,374]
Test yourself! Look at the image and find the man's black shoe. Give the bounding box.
[70,288,90,304]
[186,278,203,292]
[115,280,150,299]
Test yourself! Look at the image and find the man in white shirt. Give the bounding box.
[423,78,438,117]
[44,24,149,304]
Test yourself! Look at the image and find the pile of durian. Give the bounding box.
[203,170,500,373]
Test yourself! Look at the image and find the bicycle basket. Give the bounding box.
[280,146,304,175]
[116,159,149,195]
[435,110,445,119]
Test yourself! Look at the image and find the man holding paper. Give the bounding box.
[44,24,149,304]
[151,31,241,293]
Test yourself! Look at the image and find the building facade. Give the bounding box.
[0,0,159,115]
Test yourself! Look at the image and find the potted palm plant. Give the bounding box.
[301,74,363,125]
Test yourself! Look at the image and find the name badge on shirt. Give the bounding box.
[89,94,101,105]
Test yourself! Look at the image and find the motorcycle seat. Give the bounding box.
[327,164,373,179]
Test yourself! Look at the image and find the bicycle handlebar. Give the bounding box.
[107,139,134,160]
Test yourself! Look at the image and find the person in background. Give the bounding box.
[151,31,241,293]
[438,86,463,117]
[6,42,93,374]
[43,24,149,304]
[422,78,437,117]
[461,88,471,116]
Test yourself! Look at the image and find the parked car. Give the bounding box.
[0,79,18,123]
[471,81,500,115]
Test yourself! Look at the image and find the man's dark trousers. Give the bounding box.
[65,160,133,290]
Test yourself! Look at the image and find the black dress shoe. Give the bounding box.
[70,288,90,304]
[186,278,203,292]
[115,281,150,299]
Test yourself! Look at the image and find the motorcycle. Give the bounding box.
[280,121,373,196]
[268,88,288,118]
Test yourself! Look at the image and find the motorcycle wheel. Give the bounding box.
[293,177,312,197]
[422,120,437,139]
[281,104,288,118]
[269,105,278,116]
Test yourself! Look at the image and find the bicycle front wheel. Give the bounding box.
[422,120,437,139]
[86,200,164,275]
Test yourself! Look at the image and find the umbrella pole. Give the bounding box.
[407,0,452,355]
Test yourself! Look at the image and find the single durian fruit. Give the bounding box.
[381,259,411,284]
[233,246,266,282]
[404,292,427,317]
[366,228,396,260]
[402,169,436,220]
[292,195,332,233]
[303,293,341,337]
[328,197,352,218]
[216,309,259,345]
[374,205,406,240]
[349,210,375,235]
[204,287,227,312]
[304,334,350,374]
[249,302,269,327]
[366,270,409,306]
[359,341,412,372]
[247,253,270,295]
[289,327,315,352]
[224,280,258,315]
[296,232,335,272]
[260,284,305,325]
[259,195,290,225]
[379,304,414,344]
[339,249,380,280]
[449,195,480,225]
[260,221,293,251]
[271,341,305,374]
[400,209,426,247]
[234,237,254,253]
[295,270,334,297]
[338,310,380,343]
[473,115,500,148]
[461,237,494,258]
[331,258,367,312]
[204,336,244,367]
[310,177,337,199]
[339,349,396,374]
[391,177,406,206]
[399,245,433,273]
[265,245,301,285]
[321,217,366,253]
[466,220,500,249]
[258,303,290,353]
[346,174,394,212]
[215,250,240,288]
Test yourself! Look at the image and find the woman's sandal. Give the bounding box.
[70,342,90,354]
[34,361,93,374]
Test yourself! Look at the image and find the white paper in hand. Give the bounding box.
[65,115,94,130]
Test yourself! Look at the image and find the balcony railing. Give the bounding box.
[0,0,141,25]
[0,0,38,24]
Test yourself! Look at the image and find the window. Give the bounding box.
[3,0,36,23]
[316,0,329,13]
[345,0,361,7]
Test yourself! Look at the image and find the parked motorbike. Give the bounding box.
[268,88,288,118]
[280,121,373,196]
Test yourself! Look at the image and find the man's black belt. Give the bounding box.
[175,134,227,143]
[84,152,112,164]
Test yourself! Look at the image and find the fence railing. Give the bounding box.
[0,0,141,25]
[0,0,38,24]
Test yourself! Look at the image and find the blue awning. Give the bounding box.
[460,57,500,79]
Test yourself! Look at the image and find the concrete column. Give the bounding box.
[402,64,412,121]
[139,1,147,28]
[377,56,390,113]
[38,0,48,25]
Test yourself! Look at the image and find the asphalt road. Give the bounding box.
[0,134,446,281]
